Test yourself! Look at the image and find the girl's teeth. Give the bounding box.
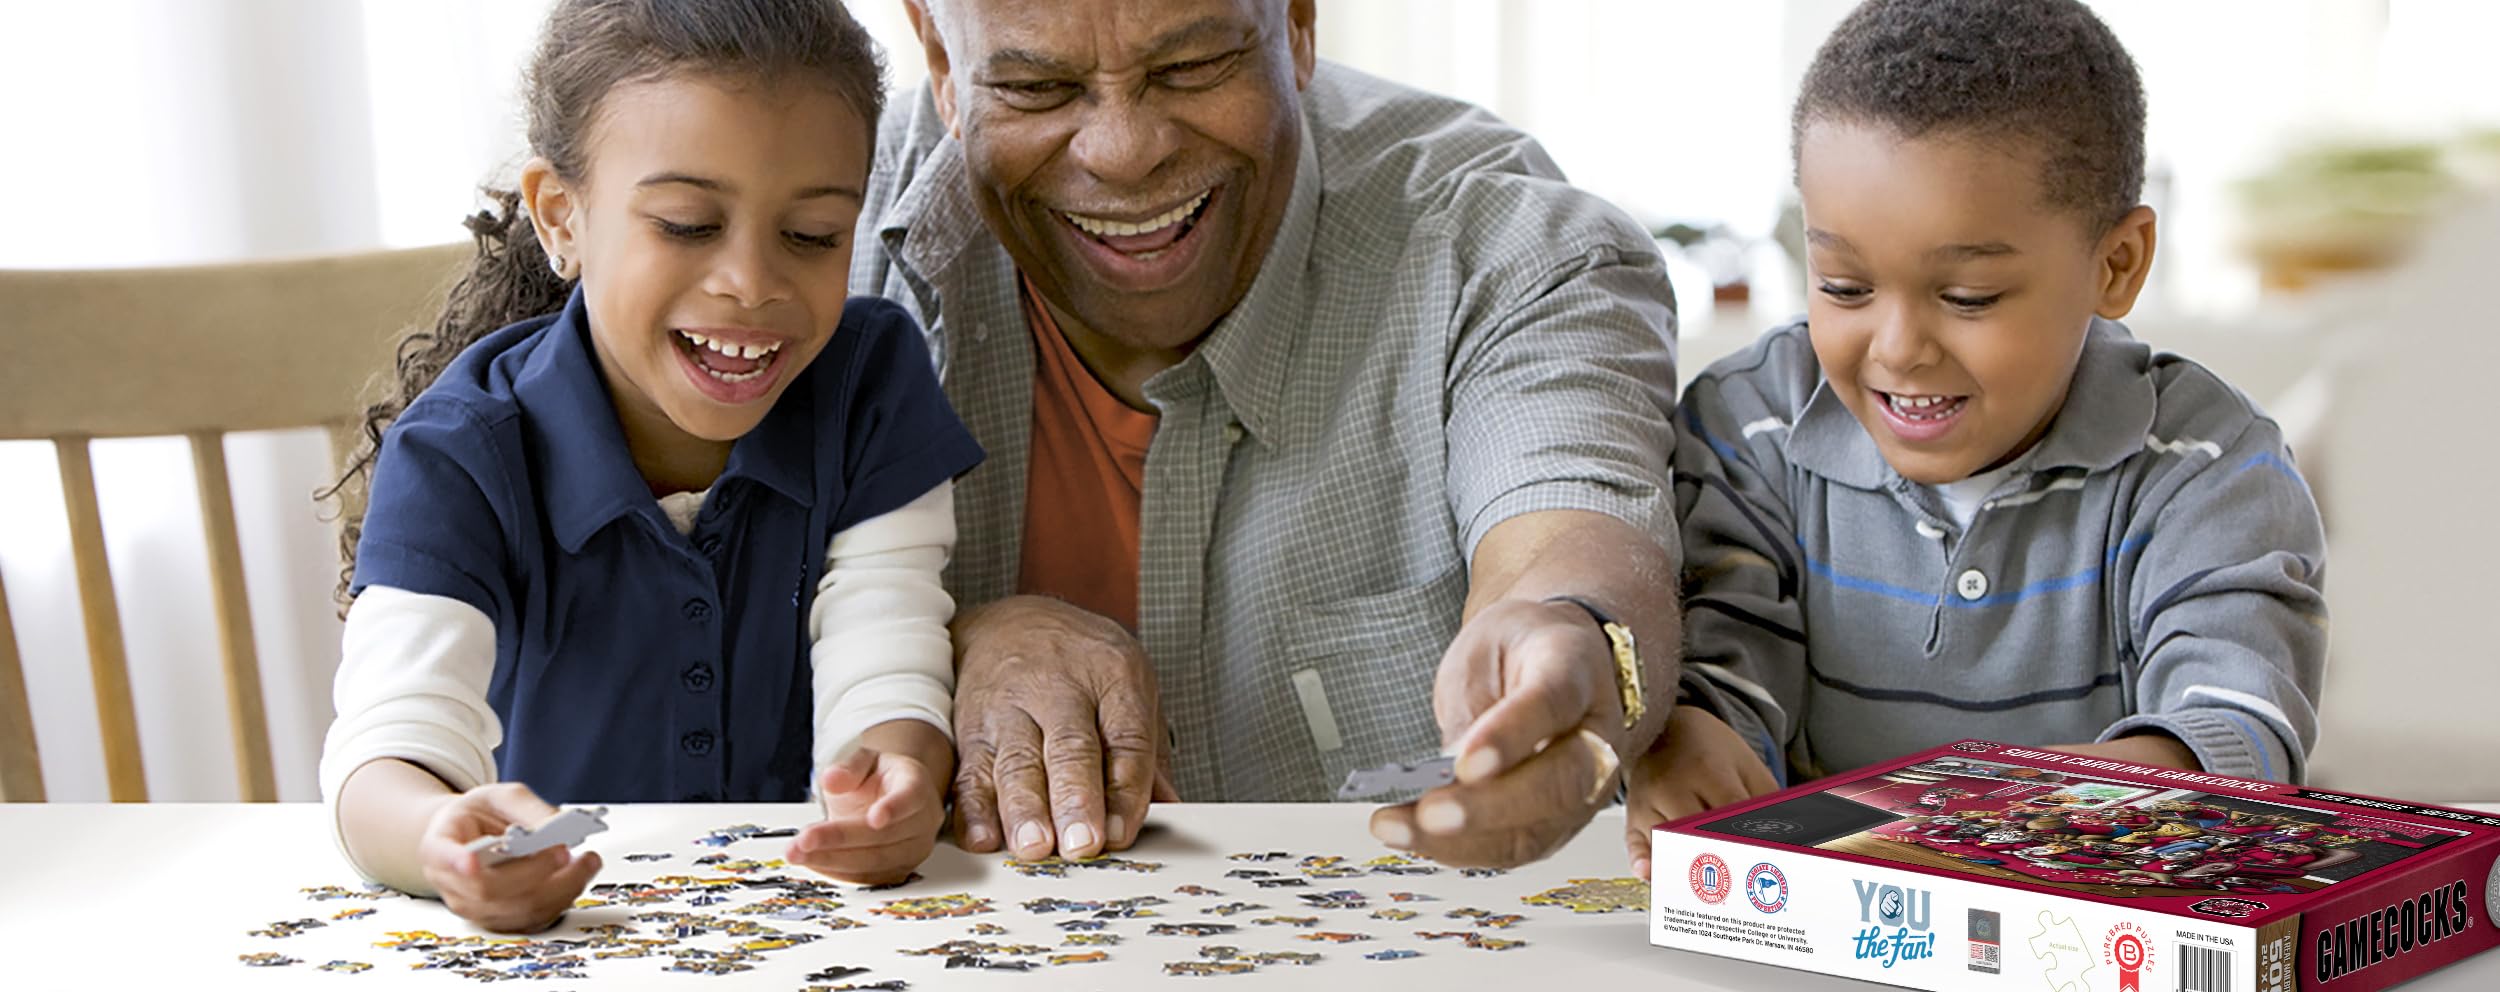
[677,331,783,360]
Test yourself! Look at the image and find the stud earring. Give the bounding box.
[548,253,566,278]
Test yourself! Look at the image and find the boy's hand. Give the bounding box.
[2047,733,2201,771]
[417,782,603,933]
[1623,706,1780,880]
[788,745,945,885]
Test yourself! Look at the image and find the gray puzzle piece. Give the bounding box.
[467,805,611,866]
[1337,755,1457,800]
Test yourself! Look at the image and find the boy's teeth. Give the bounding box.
[1887,393,1963,419]
[1064,192,1209,238]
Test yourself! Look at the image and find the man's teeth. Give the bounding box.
[679,331,783,361]
[1063,192,1209,238]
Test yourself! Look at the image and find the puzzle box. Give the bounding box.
[1650,740,2500,992]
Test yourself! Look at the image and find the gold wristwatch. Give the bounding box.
[1548,595,1644,731]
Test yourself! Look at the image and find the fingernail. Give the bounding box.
[1107,815,1127,846]
[1580,728,1622,805]
[963,823,994,850]
[1458,747,1503,783]
[1418,798,1466,834]
[1063,822,1097,854]
[1633,857,1652,881]
[1014,820,1047,855]
[1372,818,1414,850]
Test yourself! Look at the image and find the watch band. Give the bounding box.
[1544,595,1645,731]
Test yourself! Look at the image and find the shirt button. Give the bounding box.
[1956,569,1990,601]
[683,598,712,622]
[1223,422,1245,445]
[681,730,715,756]
[697,534,723,557]
[682,663,715,693]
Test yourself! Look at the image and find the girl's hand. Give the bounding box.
[788,745,946,885]
[1622,706,1781,880]
[417,782,604,933]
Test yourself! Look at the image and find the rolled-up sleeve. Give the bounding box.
[809,481,960,774]
[1445,247,1680,562]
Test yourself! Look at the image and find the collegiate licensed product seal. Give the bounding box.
[1689,853,1733,904]
[1747,863,1789,914]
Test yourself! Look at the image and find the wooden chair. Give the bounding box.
[0,243,467,802]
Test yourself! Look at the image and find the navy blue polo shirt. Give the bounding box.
[350,289,982,804]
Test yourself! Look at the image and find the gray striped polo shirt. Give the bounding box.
[1677,319,2327,784]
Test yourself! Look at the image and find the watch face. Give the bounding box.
[1607,626,1644,726]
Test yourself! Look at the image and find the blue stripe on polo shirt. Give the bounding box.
[2215,710,2277,780]
[1797,531,2155,609]
[2236,452,2304,484]
[1810,668,2123,711]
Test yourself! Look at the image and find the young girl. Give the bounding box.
[317,0,981,933]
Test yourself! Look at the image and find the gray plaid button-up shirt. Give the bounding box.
[852,63,1679,801]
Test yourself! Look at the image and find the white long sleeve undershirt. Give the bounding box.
[319,482,961,814]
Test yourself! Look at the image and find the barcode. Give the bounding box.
[2180,943,2233,992]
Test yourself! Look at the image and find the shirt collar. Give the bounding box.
[1787,316,2155,490]
[875,131,990,304]
[515,287,816,553]
[1180,122,1321,443]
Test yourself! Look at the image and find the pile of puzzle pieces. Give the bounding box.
[238,822,1652,983]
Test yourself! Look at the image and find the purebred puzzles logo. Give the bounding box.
[1746,863,1789,914]
[1852,878,1937,968]
[1689,854,1732,904]
[2104,920,2156,992]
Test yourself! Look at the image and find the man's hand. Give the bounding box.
[416,783,603,933]
[1622,705,1780,879]
[789,720,953,885]
[1367,598,1628,868]
[950,596,1177,862]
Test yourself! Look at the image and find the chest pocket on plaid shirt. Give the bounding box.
[1280,563,1467,798]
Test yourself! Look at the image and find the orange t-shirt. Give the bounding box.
[1016,280,1155,632]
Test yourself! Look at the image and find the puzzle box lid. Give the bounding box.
[1656,740,2500,925]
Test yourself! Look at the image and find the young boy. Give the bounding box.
[1623,0,2327,879]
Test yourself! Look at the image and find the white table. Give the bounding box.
[3,802,2494,989]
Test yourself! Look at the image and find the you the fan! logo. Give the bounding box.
[1851,879,1936,969]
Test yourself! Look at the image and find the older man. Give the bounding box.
[854,0,1681,869]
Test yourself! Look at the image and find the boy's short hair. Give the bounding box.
[1794,0,2147,230]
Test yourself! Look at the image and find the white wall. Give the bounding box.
[0,0,408,802]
